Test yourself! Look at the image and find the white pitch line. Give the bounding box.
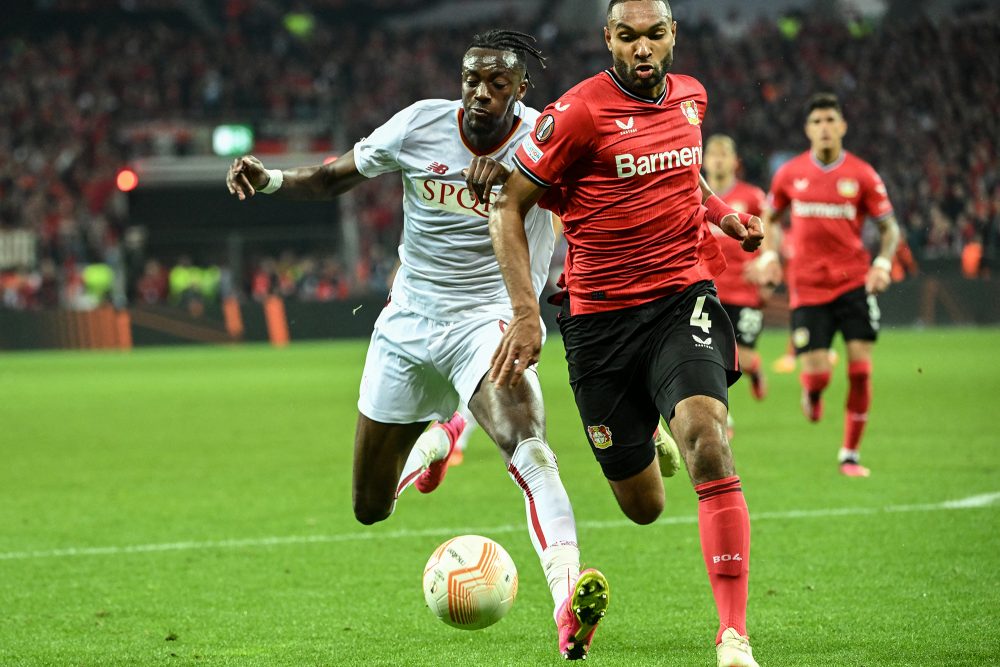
[1,491,997,562]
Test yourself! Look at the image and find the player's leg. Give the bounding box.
[793,304,836,422]
[353,302,459,523]
[469,371,606,659]
[728,304,766,401]
[837,289,880,476]
[655,287,756,665]
[351,415,428,524]
[664,381,752,653]
[445,310,606,659]
[558,297,665,525]
[447,402,477,466]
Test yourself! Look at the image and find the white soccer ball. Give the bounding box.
[422,534,518,630]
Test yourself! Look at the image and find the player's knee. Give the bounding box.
[622,496,664,525]
[353,498,392,526]
[678,420,734,482]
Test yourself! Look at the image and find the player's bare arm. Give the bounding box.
[463,156,511,205]
[866,214,901,294]
[750,206,784,286]
[699,174,764,252]
[488,168,546,388]
[226,150,367,201]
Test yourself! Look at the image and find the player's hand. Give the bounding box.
[463,157,511,205]
[719,213,764,252]
[747,252,783,287]
[489,311,541,388]
[227,155,268,201]
[865,265,892,294]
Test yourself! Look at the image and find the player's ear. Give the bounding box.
[604,26,612,51]
[516,77,528,102]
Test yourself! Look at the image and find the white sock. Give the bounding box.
[507,438,580,613]
[394,425,449,499]
[455,404,477,452]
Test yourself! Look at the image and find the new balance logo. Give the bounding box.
[554,102,571,112]
[692,334,713,348]
[615,116,636,134]
[426,162,449,175]
[712,553,743,564]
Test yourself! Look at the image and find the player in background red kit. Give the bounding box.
[703,134,768,403]
[489,2,763,665]
[755,93,900,478]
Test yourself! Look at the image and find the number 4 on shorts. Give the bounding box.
[690,295,712,334]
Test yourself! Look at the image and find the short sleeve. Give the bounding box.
[860,165,894,220]
[512,98,596,187]
[353,105,416,178]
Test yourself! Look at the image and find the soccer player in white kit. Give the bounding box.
[226,30,609,660]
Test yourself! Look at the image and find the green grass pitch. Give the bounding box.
[1,328,998,666]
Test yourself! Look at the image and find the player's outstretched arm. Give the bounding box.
[699,175,764,252]
[488,169,546,388]
[749,206,784,287]
[225,151,367,201]
[866,214,901,294]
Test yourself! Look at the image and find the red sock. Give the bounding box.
[695,476,750,643]
[746,354,761,379]
[844,360,872,454]
[800,370,831,399]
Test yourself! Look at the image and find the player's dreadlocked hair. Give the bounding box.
[467,29,546,85]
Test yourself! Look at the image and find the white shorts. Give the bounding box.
[357,301,544,424]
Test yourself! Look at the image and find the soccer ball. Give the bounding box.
[422,535,518,630]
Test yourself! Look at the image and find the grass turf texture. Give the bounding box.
[1,328,998,666]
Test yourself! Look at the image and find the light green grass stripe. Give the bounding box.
[2,491,997,562]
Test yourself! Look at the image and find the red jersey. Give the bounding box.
[513,70,720,315]
[708,179,766,308]
[767,150,893,308]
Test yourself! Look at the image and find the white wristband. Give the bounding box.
[757,250,779,267]
[259,168,283,194]
[872,256,892,272]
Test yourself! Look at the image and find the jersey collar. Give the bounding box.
[456,105,523,157]
[604,69,667,105]
[810,150,846,172]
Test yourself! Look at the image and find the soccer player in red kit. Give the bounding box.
[756,93,900,478]
[704,134,768,402]
[488,2,763,665]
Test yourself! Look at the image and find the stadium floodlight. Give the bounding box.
[212,124,254,157]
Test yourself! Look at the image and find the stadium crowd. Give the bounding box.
[1,2,997,310]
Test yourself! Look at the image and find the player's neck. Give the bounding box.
[461,116,515,154]
[812,147,843,165]
[708,174,735,195]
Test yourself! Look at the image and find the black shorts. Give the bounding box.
[722,303,764,349]
[558,281,740,482]
[791,286,880,354]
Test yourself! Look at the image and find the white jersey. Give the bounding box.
[353,99,555,322]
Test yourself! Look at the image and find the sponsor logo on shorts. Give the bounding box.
[692,334,713,349]
[587,425,613,449]
[793,326,811,349]
[535,114,555,143]
[521,136,544,163]
[680,100,700,125]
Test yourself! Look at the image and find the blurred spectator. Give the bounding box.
[1,4,998,311]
